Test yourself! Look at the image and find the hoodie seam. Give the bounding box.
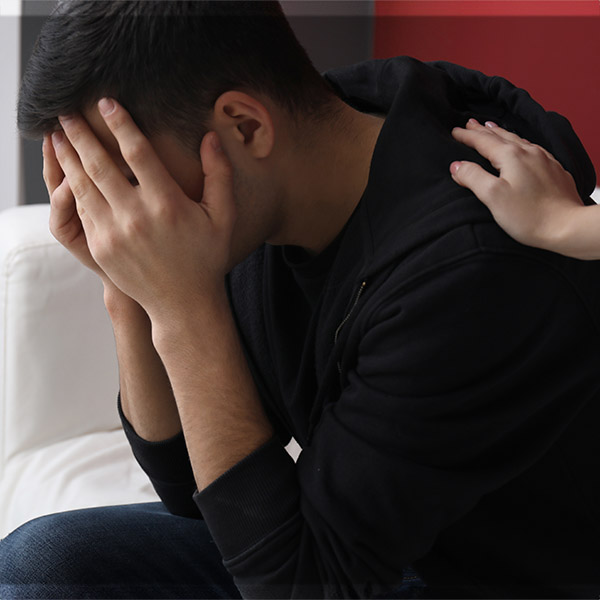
[471,223,600,337]
[359,246,485,331]
[359,245,600,345]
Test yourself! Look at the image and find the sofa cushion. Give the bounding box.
[0,428,158,537]
[0,204,121,469]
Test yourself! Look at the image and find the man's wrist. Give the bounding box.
[103,282,145,322]
[148,284,230,349]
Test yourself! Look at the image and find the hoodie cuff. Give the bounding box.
[193,437,299,560]
[117,392,195,484]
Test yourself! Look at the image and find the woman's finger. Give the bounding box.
[450,160,506,209]
[465,118,535,148]
[451,126,510,172]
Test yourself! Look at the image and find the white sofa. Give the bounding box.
[0,204,158,538]
[1,190,599,538]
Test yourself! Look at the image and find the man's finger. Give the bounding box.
[97,98,178,197]
[58,114,132,204]
[199,132,236,228]
[42,134,65,197]
[450,160,505,209]
[49,178,75,230]
[52,130,109,223]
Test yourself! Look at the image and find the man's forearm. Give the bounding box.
[104,285,182,442]
[150,285,274,491]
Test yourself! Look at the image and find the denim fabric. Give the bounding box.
[0,501,426,599]
[0,502,241,599]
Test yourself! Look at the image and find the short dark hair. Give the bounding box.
[18,0,338,151]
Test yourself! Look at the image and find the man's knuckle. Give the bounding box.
[70,179,88,200]
[124,214,145,237]
[85,156,108,182]
[153,200,177,225]
[48,217,60,240]
[65,124,83,146]
[49,189,63,209]
[108,112,127,132]
[122,139,147,165]
[49,209,68,242]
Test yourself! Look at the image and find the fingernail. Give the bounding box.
[450,161,461,175]
[210,132,222,152]
[98,98,116,116]
[468,118,479,126]
[485,121,499,128]
[52,131,64,147]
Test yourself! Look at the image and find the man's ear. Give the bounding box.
[212,91,275,159]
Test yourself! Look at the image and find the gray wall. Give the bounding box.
[21,0,373,204]
[21,0,55,205]
[283,1,373,72]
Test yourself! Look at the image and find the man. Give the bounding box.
[1,1,599,598]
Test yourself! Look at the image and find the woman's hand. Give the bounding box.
[450,119,590,256]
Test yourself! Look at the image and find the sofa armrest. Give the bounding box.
[0,204,120,475]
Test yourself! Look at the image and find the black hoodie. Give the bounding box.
[121,57,600,598]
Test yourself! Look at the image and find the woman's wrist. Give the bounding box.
[543,203,598,260]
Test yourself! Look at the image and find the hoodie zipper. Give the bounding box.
[334,280,367,374]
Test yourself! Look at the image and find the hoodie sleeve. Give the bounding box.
[118,394,201,519]
[193,247,600,598]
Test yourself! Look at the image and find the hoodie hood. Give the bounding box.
[324,56,595,199]
[321,56,596,280]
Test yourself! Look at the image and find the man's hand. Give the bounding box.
[449,119,584,253]
[51,102,272,490]
[52,98,236,322]
[44,133,114,287]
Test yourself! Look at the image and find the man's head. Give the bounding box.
[20,0,361,262]
[18,0,338,152]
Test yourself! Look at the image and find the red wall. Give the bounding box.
[373,2,600,180]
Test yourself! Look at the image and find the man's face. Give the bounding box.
[78,104,280,269]
[82,105,205,203]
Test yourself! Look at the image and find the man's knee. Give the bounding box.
[0,511,89,584]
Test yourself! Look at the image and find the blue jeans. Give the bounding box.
[0,501,426,599]
[0,502,241,599]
